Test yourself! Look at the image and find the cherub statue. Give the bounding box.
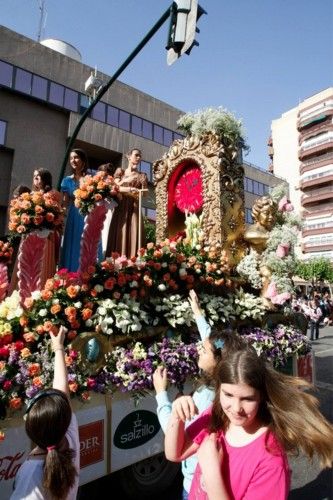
[244,196,277,254]
[243,196,278,310]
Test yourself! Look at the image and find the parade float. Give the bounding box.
[0,108,312,498]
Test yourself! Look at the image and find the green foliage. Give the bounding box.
[143,217,156,244]
[296,258,333,284]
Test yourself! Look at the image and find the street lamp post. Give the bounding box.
[57,4,173,189]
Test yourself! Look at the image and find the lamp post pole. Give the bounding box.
[57,4,175,189]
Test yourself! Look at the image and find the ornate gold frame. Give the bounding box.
[153,132,246,266]
[71,331,111,374]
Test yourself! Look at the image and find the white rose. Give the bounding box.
[38,309,48,317]
[94,284,104,293]
[74,301,82,308]
[31,291,41,300]
[158,284,167,292]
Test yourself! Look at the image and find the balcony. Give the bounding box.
[302,242,333,253]
[302,223,333,238]
[301,185,333,206]
[298,100,333,128]
[300,170,333,189]
[300,151,333,174]
[299,120,333,144]
[299,135,333,160]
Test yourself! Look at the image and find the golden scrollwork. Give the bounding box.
[153,131,246,267]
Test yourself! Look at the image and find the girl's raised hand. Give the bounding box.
[171,395,198,422]
[152,366,168,394]
[50,325,67,352]
[188,289,202,317]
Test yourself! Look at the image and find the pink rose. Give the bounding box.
[278,196,294,212]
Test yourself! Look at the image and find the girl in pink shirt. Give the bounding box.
[165,342,333,500]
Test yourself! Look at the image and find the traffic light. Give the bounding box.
[166,0,206,65]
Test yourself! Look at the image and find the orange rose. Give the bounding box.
[41,289,53,300]
[20,347,31,358]
[23,332,37,342]
[19,316,28,327]
[43,321,54,332]
[9,398,22,410]
[36,324,45,334]
[32,376,43,388]
[51,304,61,314]
[35,205,44,214]
[81,308,92,320]
[17,225,27,233]
[28,363,41,376]
[33,215,44,226]
[65,306,77,317]
[9,397,22,410]
[69,381,78,393]
[66,285,79,299]
[44,279,54,291]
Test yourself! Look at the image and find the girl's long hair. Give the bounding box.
[210,345,333,468]
[71,148,88,174]
[33,168,53,193]
[199,328,247,387]
[25,389,77,499]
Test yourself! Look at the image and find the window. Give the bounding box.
[153,124,163,144]
[163,129,173,147]
[107,106,119,126]
[146,208,156,220]
[15,68,32,94]
[142,120,153,140]
[119,110,130,131]
[140,161,152,182]
[131,116,142,136]
[173,132,184,141]
[0,120,7,145]
[31,75,48,100]
[245,208,253,224]
[91,101,106,122]
[49,82,64,106]
[246,178,253,193]
[64,88,78,111]
[0,61,13,87]
[80,93,89,113]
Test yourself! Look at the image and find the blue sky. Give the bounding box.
[1,0,332,168]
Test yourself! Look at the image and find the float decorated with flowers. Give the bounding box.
[0,108,312,497]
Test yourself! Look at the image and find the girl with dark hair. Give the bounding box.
[165,342,333,500]
[10,326,79,499]
[153,290,245,500]
[59,148,88,271]
[32,168,53,193]
[106,148,148,258]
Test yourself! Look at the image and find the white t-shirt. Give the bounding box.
[10,413,80,500]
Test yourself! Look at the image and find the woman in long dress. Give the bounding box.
[32,169,62,287]
[59,148,87,272]
[106,149,148,258]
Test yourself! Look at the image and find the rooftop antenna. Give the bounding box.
[36,0,47,42]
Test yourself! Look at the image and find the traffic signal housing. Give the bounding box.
[167,0,206,65]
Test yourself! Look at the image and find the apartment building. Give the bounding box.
[270,88,333,261]
[0,25,284,237]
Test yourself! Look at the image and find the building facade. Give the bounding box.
[0,25,284,237]
[270,88,333,261]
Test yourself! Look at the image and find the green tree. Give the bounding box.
[296,257,333,286]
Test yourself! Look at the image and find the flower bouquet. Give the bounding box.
[0,240,13,264]
[8,191,64,235]
[74,171,119,216]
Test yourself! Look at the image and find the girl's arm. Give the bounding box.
[196,434,230,500]
[164,396,200,462]
[188,290,211,340]
[50,326,69,397]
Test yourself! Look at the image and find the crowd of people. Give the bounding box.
[291,292,333,340]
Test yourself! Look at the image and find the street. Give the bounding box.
[79,325,333,500]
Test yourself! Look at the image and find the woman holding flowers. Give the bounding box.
[106,148,148,258]
[59,148,88,272]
